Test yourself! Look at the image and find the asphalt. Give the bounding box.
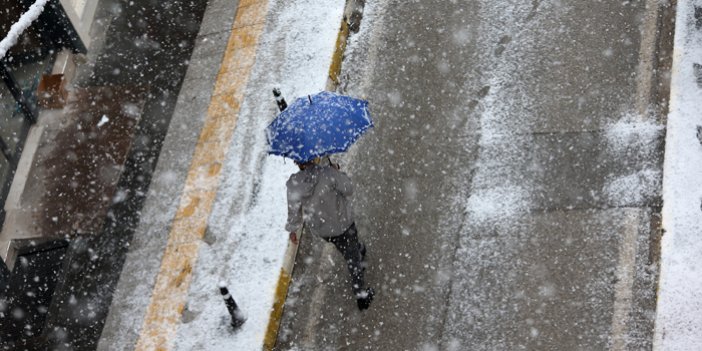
[275,0,669,349]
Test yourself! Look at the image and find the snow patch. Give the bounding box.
[604,113,662,153]
[602,113,663,206]
[97,115,109,127]
[603,169,661,205]
[466,186,530,224]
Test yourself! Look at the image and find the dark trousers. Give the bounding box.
[323,223,365,294]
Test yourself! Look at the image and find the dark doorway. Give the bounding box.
[0,239,69,349]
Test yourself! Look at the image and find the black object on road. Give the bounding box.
[356,287,375,310]
[219,282,246,329]
[273,88,287,112]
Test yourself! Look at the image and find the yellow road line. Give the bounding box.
[134,1,269,350]
[328,16,350,87]
[263,268,292,350]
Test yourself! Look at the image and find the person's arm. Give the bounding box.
[333,168,354,197]
[285,179,303,240]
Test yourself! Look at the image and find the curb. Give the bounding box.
[262,239,298,350]
[261,1,365,349]
[327,13,350,89]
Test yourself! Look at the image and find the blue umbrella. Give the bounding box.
[266,91,373,163]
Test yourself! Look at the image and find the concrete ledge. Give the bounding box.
[58,0,94,50]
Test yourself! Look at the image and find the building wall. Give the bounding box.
[71,0,88,16]
[58,0,98,50]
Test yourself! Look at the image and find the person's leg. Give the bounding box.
[325,224,365,294]
[324,224,374,310]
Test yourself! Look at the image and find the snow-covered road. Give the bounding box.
[277,0,666,349]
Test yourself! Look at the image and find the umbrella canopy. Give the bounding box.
[266,91,373,163]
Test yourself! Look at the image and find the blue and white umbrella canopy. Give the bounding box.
[266,91,373,163]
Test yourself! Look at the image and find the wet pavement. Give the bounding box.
[18,86,146,239]
[276,0,669,349]
[0,0,207,349]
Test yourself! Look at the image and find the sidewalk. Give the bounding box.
[655,0,702,349]
[99,0,346,349]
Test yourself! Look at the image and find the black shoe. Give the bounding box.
[356,287,374,310]
[359,243,368,272]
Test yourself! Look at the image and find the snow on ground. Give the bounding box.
[655,0,702,350]
[172,0,345,350]
[460,0,546,225]
[603,114,663,206]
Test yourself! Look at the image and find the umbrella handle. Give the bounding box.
[329,156,340,170]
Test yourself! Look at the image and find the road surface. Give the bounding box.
[276,0,669,349]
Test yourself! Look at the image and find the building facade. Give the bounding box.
[1,0,95,227]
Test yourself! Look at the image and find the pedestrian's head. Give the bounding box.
[294,157,321,170]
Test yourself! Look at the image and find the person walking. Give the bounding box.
[285,157,374,310]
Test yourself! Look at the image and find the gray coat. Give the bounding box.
[285,162,355,238]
